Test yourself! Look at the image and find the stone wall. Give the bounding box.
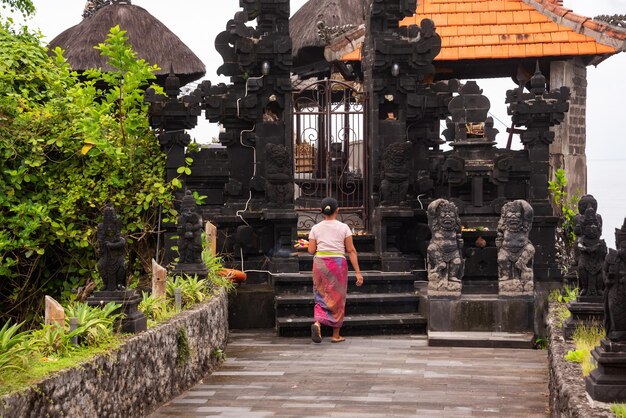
[0,290,228,418]
[550,58,588,196]
[547,302,612,417]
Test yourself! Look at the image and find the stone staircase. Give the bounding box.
[273,255,428,336]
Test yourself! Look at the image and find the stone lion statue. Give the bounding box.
[427,199,464,296]
[496,199,535,296]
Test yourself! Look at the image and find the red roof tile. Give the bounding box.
[339,0,625,62]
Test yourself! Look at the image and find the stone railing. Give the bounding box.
[0,290,228,418]
[547,302,613,417]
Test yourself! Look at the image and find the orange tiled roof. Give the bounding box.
[341,0,626,61]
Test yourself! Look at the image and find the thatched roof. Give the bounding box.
[290,0,365,58]
[49,3,205,86]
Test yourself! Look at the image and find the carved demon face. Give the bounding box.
[504,209,523,232]
[439,207,457,231]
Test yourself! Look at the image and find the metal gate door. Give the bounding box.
[293,79,367,231]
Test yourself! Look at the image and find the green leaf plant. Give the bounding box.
[0,23,176,324]
[548,169,580,275]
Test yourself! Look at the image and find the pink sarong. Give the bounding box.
[312,256,348,328]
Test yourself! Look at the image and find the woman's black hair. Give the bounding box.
[321,197,339,216]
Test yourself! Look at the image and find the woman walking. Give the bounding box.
[308,197,363,343]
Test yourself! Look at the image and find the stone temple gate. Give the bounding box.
[147,0,571,340]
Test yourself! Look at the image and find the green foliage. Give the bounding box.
[138,291,176,327]
[0,0,34,16]
[549,287,578,327]
[548,286,579,304]
[533,337,548,350]
[564,323,605,377]
[0,336,123,396]
[548,169,580,274]
[0,24,175,323]
[0,321,30,374]
[564,349,586,363]
[167,274,210,308]
[202,235,235,295]
[29,324,75,357]
[612,404,626,418]
[64,302,122,346]
[213,348,226,362]
[176,327,190,366]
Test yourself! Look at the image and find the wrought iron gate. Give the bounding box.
[293,79,367,231]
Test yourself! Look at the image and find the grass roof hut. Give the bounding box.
[290,0,365,76]
[48,0,205,87]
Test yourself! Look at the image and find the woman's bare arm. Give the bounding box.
[307,238,317,255]
[345,235,363,286]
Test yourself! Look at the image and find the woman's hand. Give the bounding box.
[355,272,364,287]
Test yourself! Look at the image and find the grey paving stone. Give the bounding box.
[150,330,549,417]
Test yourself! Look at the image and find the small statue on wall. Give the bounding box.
[380,142,411,206]
[97,205,127,291]
[577,207,607,297]
[264,143,294,207]
[177,191,203,264]
[497,200,535,296]
[427,199,464,296]
[604,218,626,342]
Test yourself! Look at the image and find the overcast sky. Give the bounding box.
[19,0,626,244]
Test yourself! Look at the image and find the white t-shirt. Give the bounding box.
[309,220,352,255]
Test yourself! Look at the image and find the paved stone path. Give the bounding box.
[150,330,549,417]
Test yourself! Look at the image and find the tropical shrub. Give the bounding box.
[0,321,30,373]
[167,274,210,308]
[0,24,177,324]
[64,302,122,345]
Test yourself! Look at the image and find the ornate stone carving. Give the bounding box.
[427,199,464,295]
[177,191,203,264]
[97,205,127,291]
[577,207,607,297]
[264,143,294,207]
[604,219,626,342]
[380,142,411,205]
[497,200,535,295]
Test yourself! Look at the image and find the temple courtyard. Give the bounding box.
[150,331,549,417]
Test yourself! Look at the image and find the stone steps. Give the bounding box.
[277,313,427,337]
[276,291,420,316]
[274,270,427,336]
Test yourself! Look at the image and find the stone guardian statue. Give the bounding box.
[496,200,535,296]
[577,207,607,297]
[604,219,626,342]
[427,199,464,296]
[177,191,204,264]
[97,205,127,291]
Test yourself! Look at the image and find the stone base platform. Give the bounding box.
[586,338,626,402]
[428,331,535,349]
[428,294,535,334]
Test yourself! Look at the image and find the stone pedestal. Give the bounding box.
[87,290,147,334]
[563,296,604,340]
[373,206,414,272]
[586,338,626,402]
[264,209,299,274]
[428,295,534,333]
